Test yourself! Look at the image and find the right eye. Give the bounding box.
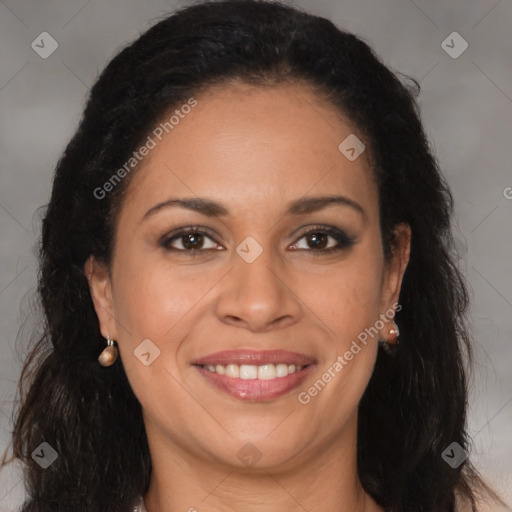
[160,227,223,252]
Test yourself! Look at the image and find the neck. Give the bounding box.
[142,413,382,512]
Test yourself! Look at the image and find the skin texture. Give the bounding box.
[85,82,411,512]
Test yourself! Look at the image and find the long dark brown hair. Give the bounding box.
[1,1,505,511]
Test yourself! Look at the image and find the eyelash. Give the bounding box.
[159,225,356,255]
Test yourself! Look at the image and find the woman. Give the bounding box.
[1,0,507,511]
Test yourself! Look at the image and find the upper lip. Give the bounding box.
[191,349,316,366]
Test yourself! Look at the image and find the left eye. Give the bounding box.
[292,232,338,250]
[290,228,355,253]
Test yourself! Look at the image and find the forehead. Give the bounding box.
[118,81,378,222]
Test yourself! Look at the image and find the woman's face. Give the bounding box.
[86,81,410,471]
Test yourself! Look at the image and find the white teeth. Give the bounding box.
[258,364,277,380]
[225,364,240,378]
[240,365,258,379]
[201,363,305,379]
[276,364,289,377]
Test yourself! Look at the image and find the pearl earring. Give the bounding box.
[387,321,400,345]
[98,335,118,366]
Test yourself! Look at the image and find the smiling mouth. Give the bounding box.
[191,349,316,401]
[194,364,314,401]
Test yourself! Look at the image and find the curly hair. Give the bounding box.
[1,1,503,511]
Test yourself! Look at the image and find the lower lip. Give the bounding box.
[194,365,315,401]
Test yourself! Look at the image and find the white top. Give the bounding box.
[132,496,147,512]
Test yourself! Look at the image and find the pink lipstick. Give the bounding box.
[191,349,316,401]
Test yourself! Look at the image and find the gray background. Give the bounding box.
[0,0,511,509]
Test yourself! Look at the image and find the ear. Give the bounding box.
[84,255,119,340]
[380,223,411,313]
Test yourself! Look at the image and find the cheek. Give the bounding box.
[298,259,382,425]
[110,266,197,412]
[112,260,202,338]
[297,254,384,340]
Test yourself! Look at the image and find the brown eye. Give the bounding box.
[181,233,205,250]
[289,226,356,254]
[305,232,329,249]
[161,228,219,251]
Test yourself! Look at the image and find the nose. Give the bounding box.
[214,245,303,333]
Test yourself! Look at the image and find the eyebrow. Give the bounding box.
[142,195,366,221]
